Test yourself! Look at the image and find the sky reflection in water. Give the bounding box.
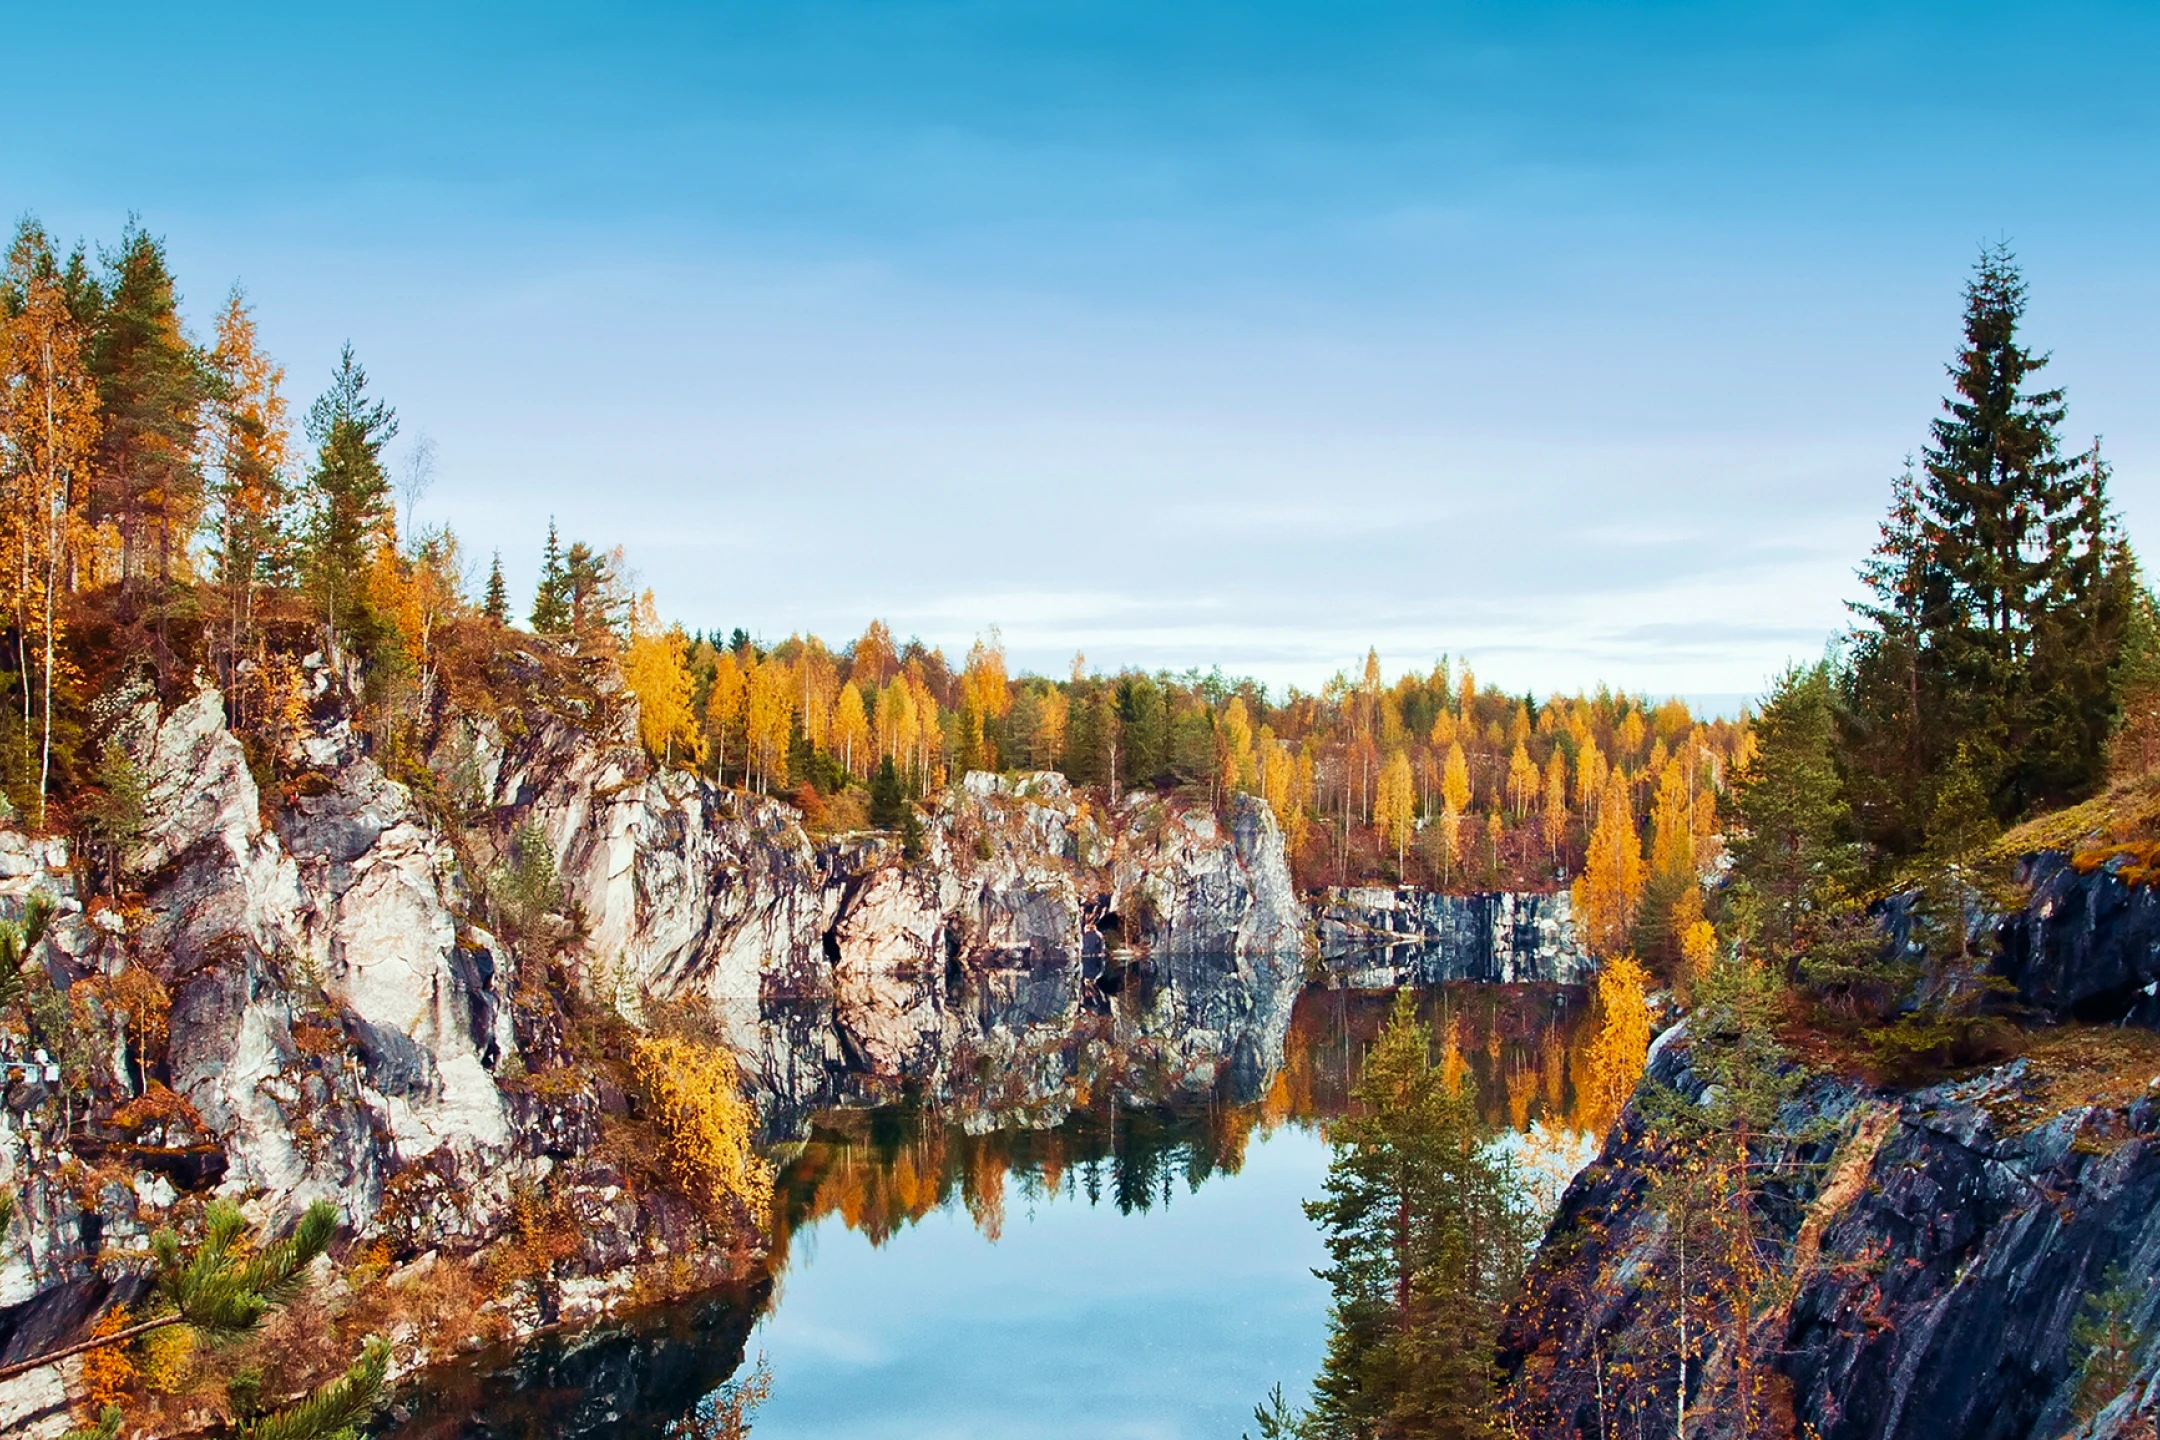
[751,1123,1332,1440]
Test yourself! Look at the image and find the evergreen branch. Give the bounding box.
[238,1335,389,1440]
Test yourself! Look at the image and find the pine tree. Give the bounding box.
[86,220,209,592]
[1727,663,1858,970]
[1301,992,1530,1440]
[483,550,509,623]
[530,519,569,632]
[300,344,397,655]
[0,1200,388,1440]
[869,756,906,829]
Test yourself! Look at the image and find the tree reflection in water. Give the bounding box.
[375,982,1595,1440]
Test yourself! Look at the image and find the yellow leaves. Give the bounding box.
[745,656,793,793]
[1220,696,1256,794]
[622,590,705,769]
[1033,687,1070,768]
[833,682,872,778]
[1442,741,1471,818]
[1572,769,1645,957]
[77,1304,139,1417]
[961,628,1011,722]
[1579,953,1652,1135]
[1541,750,1569,855]
[1670,883,1717,991]
[1374,749,1416,864]
[631,1034,775,1232]
[1506,739,1538,819]
[1648,753,1696,882]
[1682,920,1718,989]
[1258,724,1299,830]
[1574,738,1606,817]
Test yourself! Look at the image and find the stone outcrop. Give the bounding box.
[0,665,1310,1423]
[1996,851,2160,1029]
[1317,885,1591,985]
[1505,1026,2160,1440]
[1504,856,2160,1440]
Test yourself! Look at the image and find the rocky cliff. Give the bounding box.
[0,664,1309,1429]
[1316,885,1592,986]
[1504,856,2160,1440]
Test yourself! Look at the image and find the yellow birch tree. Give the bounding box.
[1374,748,1415,874]
[623,591,705,768]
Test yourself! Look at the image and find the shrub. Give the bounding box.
[631,1034,774,1233]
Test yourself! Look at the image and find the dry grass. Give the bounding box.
[1973,1024,2160,1140]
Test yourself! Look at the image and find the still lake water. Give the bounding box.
[381,984,1591,1439]
[753,1124,1331,1439]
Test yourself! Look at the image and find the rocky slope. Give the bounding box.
[1504,857,2160,1440]
[0,664,1309,1430]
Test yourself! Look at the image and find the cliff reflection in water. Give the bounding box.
[377,982,1595,1440]
[773,980,1595,1256]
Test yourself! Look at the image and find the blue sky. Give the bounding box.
[10,2,2159,704]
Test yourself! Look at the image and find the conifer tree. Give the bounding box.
[1299,992,1530,1440]
[530,519,569,632]
[86,221,209,591]
[482,550,509,623]
[300,344,397,655]
[1727,662,1857,969]
[1846,245,2137,840]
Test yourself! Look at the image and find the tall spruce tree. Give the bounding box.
[530,520,570,632]
[301,345,398,657]
[483,550,510,623]
[1846,246,2135,844]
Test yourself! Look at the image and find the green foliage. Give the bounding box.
[0,891,54,1010]
[1844,246,2135,852]
[1727,663,1859,971]
[483,551,510,624]
[1296,991,1533,1440]
[2069,1266,2150,1422]
[1116,675,1169,788]
[82,741,147,890]
[87,220,212,589]
[1667,952,1801,1138]
[59,1406,123,1440]
[530,520,569,632]
[869,757,906,829]
[237,1335,389,1440]
[1858,870,2018,1080]
[491,823,564,940]
[151,1198,339,1344]
[301,344,397,653]
[1246,1383,1302,1439]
